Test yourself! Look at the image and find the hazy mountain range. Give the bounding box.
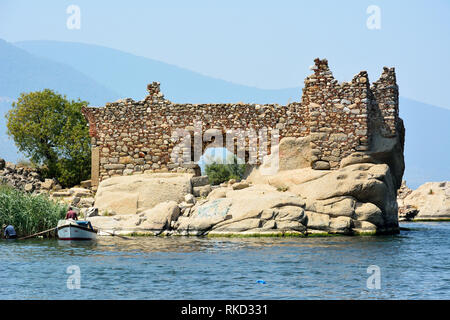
[14,40,300,105]
[0,39,449,189]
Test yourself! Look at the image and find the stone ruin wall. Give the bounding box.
[369,66,401,139]
[82,92,308,184]
[302,59,400,170]
[82,58,400,186]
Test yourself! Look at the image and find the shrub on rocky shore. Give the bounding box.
[0,184,67,237]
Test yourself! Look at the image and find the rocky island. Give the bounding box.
[73,58,407,236]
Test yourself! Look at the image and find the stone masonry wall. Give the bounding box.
[302,58,372,169]
[369,66,400,138]
[82,58,400,185]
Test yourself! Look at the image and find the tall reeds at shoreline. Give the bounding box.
[0,184,67,237]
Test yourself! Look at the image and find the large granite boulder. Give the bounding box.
[290,163,398,230]
[174,184,306,236]
[139,201,180,233]
[173,160,400,236]
[247,162,399,232]
[87,200,180,236]
[400,181,450,220]
[89,160,402,236]
[87,214,144,235]
[94,173,193,215]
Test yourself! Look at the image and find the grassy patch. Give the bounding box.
[0,184,67,237]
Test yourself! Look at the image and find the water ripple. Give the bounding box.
[1,222,450,299]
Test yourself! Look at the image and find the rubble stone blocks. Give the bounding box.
[82,58,401,185]
[0,160,62,193]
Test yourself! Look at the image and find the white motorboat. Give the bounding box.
[57,219,97,240]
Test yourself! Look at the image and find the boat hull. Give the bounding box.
[57,224,97,240]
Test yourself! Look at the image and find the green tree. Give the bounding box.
[6,89,91,187]
[205,154,246,185]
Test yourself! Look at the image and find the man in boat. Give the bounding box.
[65,207,78,220]
[2,224,17,239]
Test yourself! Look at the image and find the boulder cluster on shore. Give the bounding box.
[88,170,450,237]
[0,158,61,193]
[0,158,95,213]
[87,158,401,237]
[2,156,449,238]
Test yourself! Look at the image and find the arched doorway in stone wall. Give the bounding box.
[170,126,260,180]
[194,128,262,182]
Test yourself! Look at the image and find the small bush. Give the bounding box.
[429,189,434,195]
[205,155,246,185]
[277,186,289,192]
[0,184,67,237]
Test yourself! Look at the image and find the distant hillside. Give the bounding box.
[1,40,448,188]
[0,39,120,105]
[399,98,450,189]
[15,40,300,104]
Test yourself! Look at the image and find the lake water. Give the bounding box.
[1,222,449,300]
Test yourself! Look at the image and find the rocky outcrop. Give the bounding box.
[0,159,62,193]
[398,181,450,220]
[0,159,98,213]
[50,187,96,217]
[246,162,399,234]
[88,200,181,236]
[94,173,193,215]
[90,160,401,236]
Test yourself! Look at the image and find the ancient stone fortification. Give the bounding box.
[82,58,402,187]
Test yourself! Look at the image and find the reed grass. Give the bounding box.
[0,184,67,237]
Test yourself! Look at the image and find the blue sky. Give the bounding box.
[0,0,449,108]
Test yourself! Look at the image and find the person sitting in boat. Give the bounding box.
[2,224,17,239]
[65,207,78,220]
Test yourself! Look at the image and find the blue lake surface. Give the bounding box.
[1,222,449,299]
